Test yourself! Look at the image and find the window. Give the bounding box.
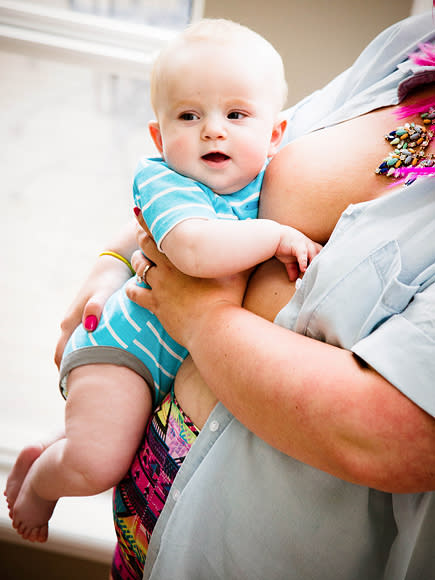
[0,0,202,561]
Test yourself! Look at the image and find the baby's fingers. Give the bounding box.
[307,241,323,264]
[293,242,308,273]
[285,260,300,282]
[295,237,323,273]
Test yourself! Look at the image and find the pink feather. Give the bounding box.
[394,166,435,178]
[410,42,435,67]
[396,42,435,119]
[388,41,435,183]
[395,100,435,119]
[394,43,435,118]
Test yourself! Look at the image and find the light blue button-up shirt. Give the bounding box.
[144,12,435,580]
[277,182,435,418]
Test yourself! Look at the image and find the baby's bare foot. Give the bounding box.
[12,476,56,543]
[17,520,49,543]
[4,444,44,517]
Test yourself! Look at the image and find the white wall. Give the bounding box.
[203,0,415,106]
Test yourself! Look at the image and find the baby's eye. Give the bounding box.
[179,112,199,121]
[227,111,246,120]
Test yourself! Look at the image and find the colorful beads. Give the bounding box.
[375,106,435,179]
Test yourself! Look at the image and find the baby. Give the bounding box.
[5,18,321,543]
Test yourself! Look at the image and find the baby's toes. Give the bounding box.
[17,522,29,538]
[36,525,49,543]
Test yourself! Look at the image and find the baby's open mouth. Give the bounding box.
[202,152,230,163]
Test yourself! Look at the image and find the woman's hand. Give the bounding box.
[126,211,250,347]
[54,218,139,368]
[54,256,133,368]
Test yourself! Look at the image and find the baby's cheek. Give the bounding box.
[163,137,191,169]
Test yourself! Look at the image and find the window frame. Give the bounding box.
[0,0,204,77]
[0,0,203,562]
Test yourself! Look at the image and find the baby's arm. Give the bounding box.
[161,218,322,280]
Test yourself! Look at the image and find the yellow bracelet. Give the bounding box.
[99,251,135,275]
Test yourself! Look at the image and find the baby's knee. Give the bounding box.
[62,440,127,494]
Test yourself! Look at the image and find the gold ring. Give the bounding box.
[140,263,153,286]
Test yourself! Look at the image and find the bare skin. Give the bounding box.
[6,365,151,542]
[5,444,46,520]
[11,464,57,543]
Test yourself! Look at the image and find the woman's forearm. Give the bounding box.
[127,227,435,493]
[103,217,139,263]
[185,303,435,493]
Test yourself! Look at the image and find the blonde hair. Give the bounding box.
[150,18,287,114]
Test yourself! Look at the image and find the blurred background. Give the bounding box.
[0,0,431,578]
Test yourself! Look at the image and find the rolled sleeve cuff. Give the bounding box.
[352,314,435,417]
[59,346,154,402]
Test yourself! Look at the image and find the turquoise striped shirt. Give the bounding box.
[133,157,265,249]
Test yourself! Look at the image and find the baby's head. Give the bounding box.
[148,19,288,194]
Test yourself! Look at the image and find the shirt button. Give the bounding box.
[344,205,353,216]
[209,420,220,432]
[172,488,180,501]
[295,278,302,290]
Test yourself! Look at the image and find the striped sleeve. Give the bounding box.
[133,158,217,249]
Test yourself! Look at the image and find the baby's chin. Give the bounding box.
[181,165,256,195]
[203,175,257,195]
[208,182,251,195]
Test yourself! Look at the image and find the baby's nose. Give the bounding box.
[202,116,226,140]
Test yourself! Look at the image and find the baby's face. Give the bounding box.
[152,41,282,194]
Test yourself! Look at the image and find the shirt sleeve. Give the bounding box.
[352,281,435,417]
[133,159,217,249]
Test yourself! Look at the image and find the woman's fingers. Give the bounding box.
[133,206,149,233]
[133,207,162,264]
[81,293,109,329]
[125,277,153,311]
[54,322,76,369]
[131,250,147,277]
[54,290,110,368]
[54,255,133,368]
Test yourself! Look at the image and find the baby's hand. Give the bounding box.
[275,227,322,282]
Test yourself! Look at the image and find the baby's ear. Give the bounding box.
[268,116,287,157]
[148,121,164,156]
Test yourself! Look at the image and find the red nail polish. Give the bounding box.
[84,315,98,331]
[133,206,141,217]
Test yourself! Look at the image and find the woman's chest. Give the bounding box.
[291,84,435,198]
[261,85,435,245]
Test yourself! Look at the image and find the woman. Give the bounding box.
[56,12,434,580]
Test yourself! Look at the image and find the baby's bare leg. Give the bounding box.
[11,364,152,542]
[4,429,64,518]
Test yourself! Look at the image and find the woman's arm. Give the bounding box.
[54,218,138,367]
[126,231,435,493]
